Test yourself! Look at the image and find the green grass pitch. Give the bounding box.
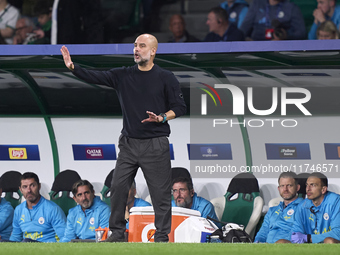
[0,243,339,255]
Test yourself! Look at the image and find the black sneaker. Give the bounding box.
[101,235,126,243]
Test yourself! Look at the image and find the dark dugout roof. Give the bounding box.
[0,40,340,117]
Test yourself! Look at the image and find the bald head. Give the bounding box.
[169,15,186,40]
[136,34,158,50]
[170,14,185,25]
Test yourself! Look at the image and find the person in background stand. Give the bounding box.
[168,14,200,42]
[308,0,340,40]
[220,0,249,28]
[12,17,36,44]
[204,6,244,42]
[317,20,339,39]
[32,0,52,44]
[240,0,306,41]
[0,0,20,44]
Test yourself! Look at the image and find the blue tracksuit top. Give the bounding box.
[254,197,303,243]
[126,198,151,230]
[60,196,110,242]
[220,0,249,28]
[292,192,340,243]
[0,198,14,240]
[171,193,218,220]
[10,196,66,242]
[240,0,306,40]
[308,5,340,39]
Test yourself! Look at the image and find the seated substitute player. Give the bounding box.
[290,172,340,243]
[171,177,218,220]
[10,172,66,242]
[254,171,303,243]
[61,180,110,242]
[0,176,14,240]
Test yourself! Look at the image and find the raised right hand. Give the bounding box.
[60,45,74,70]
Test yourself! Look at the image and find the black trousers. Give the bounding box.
[109,135,172,242]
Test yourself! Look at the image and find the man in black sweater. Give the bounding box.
[60,34,186,242]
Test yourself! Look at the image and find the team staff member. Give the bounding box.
[171,177,219,220]
[61,180,110,242]
[254,172,303,243]
[291,173,340,243]
[0,177,14,240]
[61,34,186,242]
[10,172,66,242]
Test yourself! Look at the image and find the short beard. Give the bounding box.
[282,193,296,201]
[26,194,40,204]
[134,50,151,66]
[81,199,93,210]
[136,58,149,66]
[175,197,192,208]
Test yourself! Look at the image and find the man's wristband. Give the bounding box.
[159,113,167,123]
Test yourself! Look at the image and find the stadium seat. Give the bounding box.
[171,167,192,182]
[0,170,22,209]
[268,197,283,208]
[49,169,81,216]
[144,194,152,205]
[100,169,114,206]
[211,172,263,239]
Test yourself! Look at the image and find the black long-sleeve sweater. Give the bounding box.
[73,63,187,139]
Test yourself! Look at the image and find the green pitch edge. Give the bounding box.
[8,70,60,177]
